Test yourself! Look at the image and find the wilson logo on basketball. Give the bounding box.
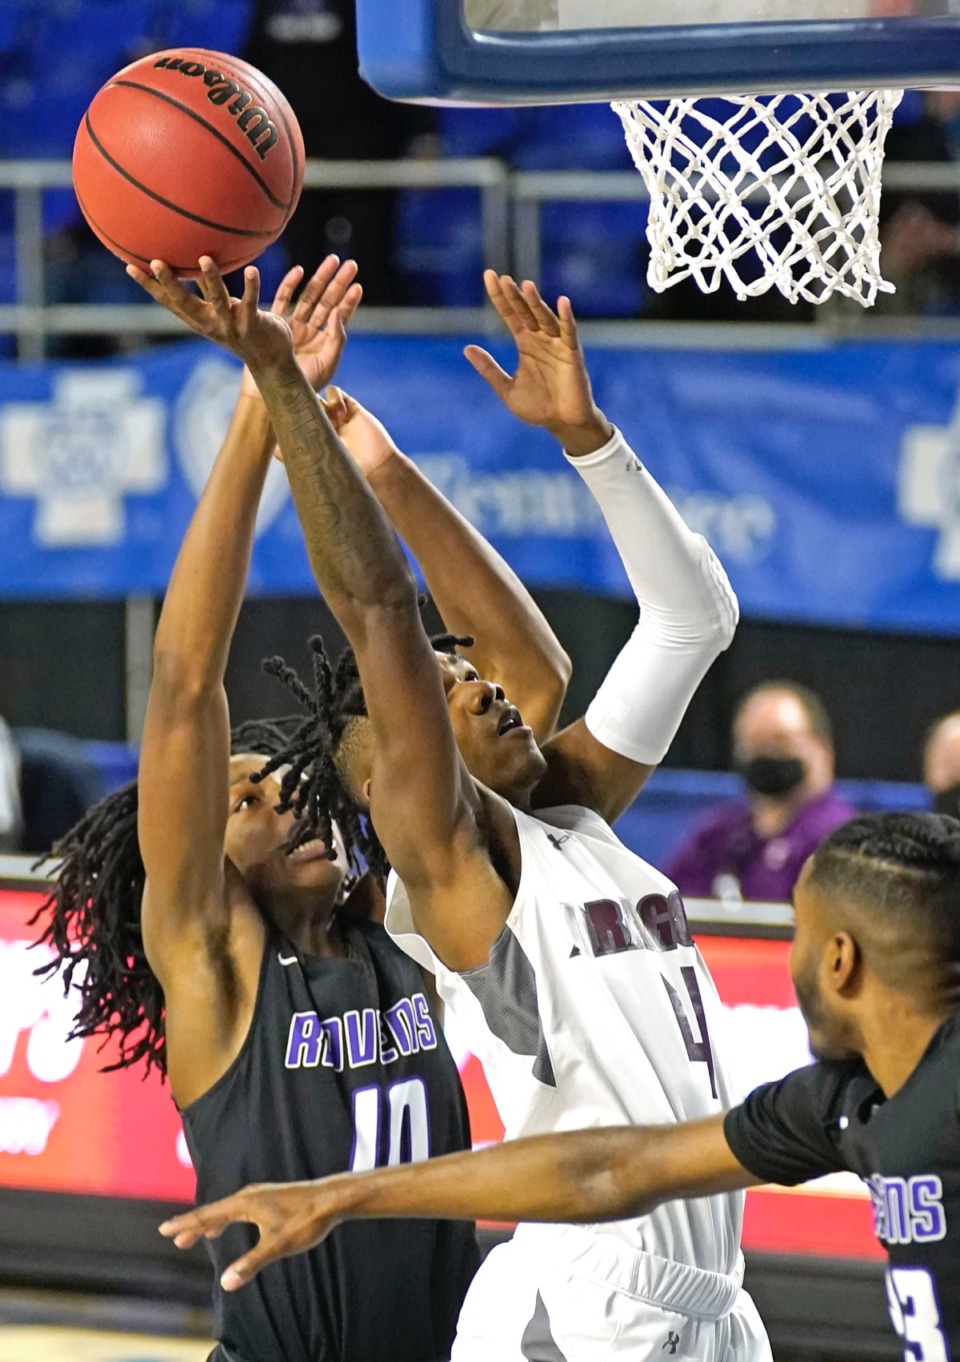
[153,56,279,160]
[73,47,303,275]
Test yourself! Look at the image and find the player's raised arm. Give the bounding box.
[467,272,738,823]
[133,259,515,970]
[133,267,290,938]
[127,256,359,1091]
[159,1113,759,1290]
[322,388,572,743]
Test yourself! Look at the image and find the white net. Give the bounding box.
[613,90,904,307]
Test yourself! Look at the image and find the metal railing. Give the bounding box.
[0,156,512,359]
[5,155,960,358]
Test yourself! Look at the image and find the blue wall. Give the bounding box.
[3,335,960,635]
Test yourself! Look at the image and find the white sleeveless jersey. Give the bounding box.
[385,802,744,1277]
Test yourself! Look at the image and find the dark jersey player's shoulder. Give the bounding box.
[725,1011,960,1355]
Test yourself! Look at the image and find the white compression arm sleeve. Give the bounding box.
[567,426,739,766]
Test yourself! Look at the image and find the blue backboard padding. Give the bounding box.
[358,1,960,103]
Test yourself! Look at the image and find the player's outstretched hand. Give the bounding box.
[159,1179,348,1290]
[126,256,294,374]
[465,270,613,456]
[320,386,400,480]
[239,256,362,416]
[282,255,362,393]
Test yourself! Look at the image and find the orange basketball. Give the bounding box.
[72,48,304,278]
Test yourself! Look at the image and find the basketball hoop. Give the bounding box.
[613,90,904,307]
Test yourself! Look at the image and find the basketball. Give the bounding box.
[72,49,304,278]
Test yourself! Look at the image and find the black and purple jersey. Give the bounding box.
[180,919,479,1362]
[725,1011,960,1359]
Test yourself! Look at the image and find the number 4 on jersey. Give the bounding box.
[662,967,718,1100]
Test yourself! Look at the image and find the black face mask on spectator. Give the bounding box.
[932,783,960,819]
[739,755,806,797]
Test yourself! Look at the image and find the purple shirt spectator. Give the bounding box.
[665,787,857,903]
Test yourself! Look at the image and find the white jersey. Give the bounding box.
[385,801,743,1279]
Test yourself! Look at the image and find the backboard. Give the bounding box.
[356,0,960,103]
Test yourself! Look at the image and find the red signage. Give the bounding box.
[0,886,193,1200]
[0,884,878,1259]
[698,935,880,1261]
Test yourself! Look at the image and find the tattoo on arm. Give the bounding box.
[261,369,410,602]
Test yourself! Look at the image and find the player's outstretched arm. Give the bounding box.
[469,271,738,823]
[130,258,514,971]
[127,257,358,1097]
[159,1113,760,1291]
[322,388,571,743]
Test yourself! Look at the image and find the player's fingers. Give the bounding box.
[147,260,194,304]
[334,386,362,418]
[314,256,359,320]
[270,264,305,317]
[522,279,562,337]
[325,385,364,423]
[159,1197,249,1243]
[241,265,261,318]
[464,343,512,400]
[135,262,200,327]
[292,254,341,323]
[197,256,232,311]
[220,1242,275,1292]
[556,294,581,350]
[481,266,500,303]
[219,1207,333,1293]
[321,305,347,356]
[158,1209,224,1243]
[147,260,179,287]
[482,269,527,337]
[126,263,174,308]
[125,263,156,292]
[497,274,541,332]
[320,384,349,429]
[337,280,363,327]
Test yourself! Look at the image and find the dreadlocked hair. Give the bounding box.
[29,780,163,1074]
[230,715,302,758]
[809,811,960,959]
[30,716,319,1079]
[254,629,475,883]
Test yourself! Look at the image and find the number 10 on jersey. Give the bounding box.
[350,1078,430,1171]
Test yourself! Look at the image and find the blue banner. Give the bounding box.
[2,333,960,633]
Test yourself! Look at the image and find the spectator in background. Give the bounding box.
[0,717,22,853]
[923,710,960,818]
[244,0,437,304]
[665,680,856,903]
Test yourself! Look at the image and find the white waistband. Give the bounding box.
[515,1223,745,1323]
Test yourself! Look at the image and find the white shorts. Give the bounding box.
[451,1225,772,1362]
